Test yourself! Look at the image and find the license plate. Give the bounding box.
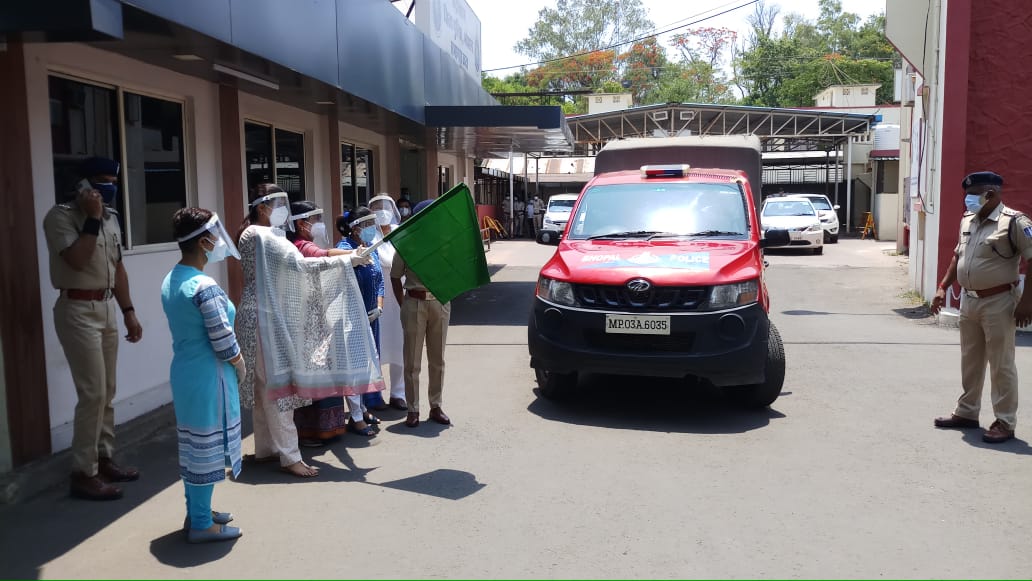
[604,314,671,335]
[789,231,805,240]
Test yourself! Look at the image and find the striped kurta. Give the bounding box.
[161,264,243,485]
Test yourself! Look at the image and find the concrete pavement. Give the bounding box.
[1,238,1030,579]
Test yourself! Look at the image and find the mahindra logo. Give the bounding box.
[626,279,651,293]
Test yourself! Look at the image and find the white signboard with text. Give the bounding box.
[415,0,482,83]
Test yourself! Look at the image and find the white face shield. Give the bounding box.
[177,213,241,262]
[252,191,293,232]
[349,212,383,247]
[368,194,401,226]
[289,207,329,248]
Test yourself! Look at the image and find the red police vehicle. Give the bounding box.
[527,136,791,407]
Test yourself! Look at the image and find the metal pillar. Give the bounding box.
[507,148,515,236]
[845,137,853,233]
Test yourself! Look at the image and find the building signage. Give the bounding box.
[415,0,482,83]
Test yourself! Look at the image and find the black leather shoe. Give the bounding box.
[70,472,123,500]
[934,414,980,429]
[99,458,140,482]
[405,412,420,428]
[429,407,451,425]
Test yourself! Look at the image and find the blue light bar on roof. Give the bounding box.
[640,164,690,178]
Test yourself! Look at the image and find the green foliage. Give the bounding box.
[486,0,899,111]
[735,0,898,107]
[514,0,653,61]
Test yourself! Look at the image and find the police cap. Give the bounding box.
[962,171,1003,189]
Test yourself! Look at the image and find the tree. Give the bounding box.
[734,0,898,107]
[665,27,739,104]
[515,0,654,62]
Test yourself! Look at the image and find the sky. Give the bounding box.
[462,0,885,78]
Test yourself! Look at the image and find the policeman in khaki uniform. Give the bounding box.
[43,157,143,500]
[390,199,452,429]
[931,171,1032,444]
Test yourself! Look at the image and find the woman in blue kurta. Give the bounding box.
[161,208,246,544]
[337,207,387,431]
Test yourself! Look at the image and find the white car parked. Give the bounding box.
[794,193,841,243]
[538,193,578,244]
[761,196,824,255]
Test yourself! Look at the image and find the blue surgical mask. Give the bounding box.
[92,182,118,205]
[359,225,377,244]
[965,193,986,213]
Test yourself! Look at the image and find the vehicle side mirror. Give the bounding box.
[760,229,791,248]
[833,204,841,210]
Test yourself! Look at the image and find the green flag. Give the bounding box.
[383,183,490,303]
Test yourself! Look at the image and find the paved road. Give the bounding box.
[2,239,1030,578]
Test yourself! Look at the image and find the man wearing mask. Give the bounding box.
[397,197,413,221]
[43,156,143,500]
[931,171,1032,444]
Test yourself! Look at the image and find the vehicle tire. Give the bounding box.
[726,323,786,408]
[830,234,839,244]
[535,368,576,399]
[539,230,553,244]
[813,246,823,255]
[823,231,831,243]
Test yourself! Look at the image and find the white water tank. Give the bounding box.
[873,124,900,150]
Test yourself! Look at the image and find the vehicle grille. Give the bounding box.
[575,284,708,311]
[583,330,695,352]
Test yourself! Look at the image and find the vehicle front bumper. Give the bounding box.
[787,229,823,247]
[528,299,770,386]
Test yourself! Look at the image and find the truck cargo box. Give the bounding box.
[593,135,763,203]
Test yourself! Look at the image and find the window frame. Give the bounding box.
[47,70,194,255]
[243,118,309,203]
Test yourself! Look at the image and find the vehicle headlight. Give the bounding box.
[706,279,758,310]
[805,223,822,232]
[544,219,557,227]
[536,276,576,306]
[820,216,833,223]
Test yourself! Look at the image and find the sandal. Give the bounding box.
[363,413,381,425]
[279,461,319,478]
[347,420,377,437]
[299,438,326,448]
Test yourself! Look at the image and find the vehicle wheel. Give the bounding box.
[813,246,823,255]
[823,231,831,243]
[830,234,839,243]
[539,230,553,244]
[725,323,786,408]
[535,368,576,399]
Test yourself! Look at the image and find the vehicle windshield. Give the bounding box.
[566,182,748,240]
[804,197,832,210]
[548,199,576,212]
[763,200,815,217]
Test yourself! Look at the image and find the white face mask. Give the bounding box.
[374,210,392,226]
[269,206,289,227]
[204,237,231,264]
[310,222,329,248]
[399,207,411,217]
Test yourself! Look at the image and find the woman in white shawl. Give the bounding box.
[235,184,378,478]
[366,194,408,410]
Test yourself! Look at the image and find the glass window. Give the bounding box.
[438,165,451,196]
[274,128,304,200]
[245,122,306,201]
[122,92,187,246]
[48,75,188,248]
[803,196,833,210]
[341,142,375,209]
[245,122,273,194]
[567,183,748,240]
[48,76,120,206]
[762,200,815,217]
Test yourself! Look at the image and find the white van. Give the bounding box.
[538,193,579,244]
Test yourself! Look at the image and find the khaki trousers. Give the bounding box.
[956,289,1020,429]
[53,296,119,476]
[401,296,450,413]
